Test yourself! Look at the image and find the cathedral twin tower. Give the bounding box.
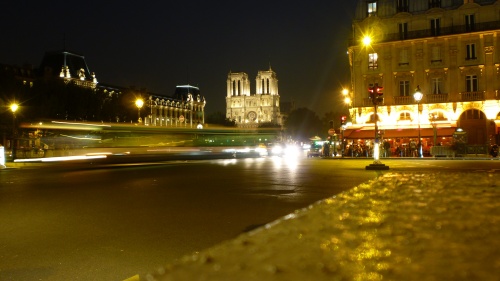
[226,67,282,127]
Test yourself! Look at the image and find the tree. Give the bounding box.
[206,111,236,127]
[284,107,322,142]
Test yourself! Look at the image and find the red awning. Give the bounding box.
[343,127,456,139]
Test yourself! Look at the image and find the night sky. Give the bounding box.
[1,1,358,116]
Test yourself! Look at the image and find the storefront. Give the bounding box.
[341,126,457,157]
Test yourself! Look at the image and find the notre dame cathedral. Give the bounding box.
[226,67,282,127]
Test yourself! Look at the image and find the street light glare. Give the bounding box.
[10,103,19,113]
[342,89,349,96]
[135,99,144,109]
[413,86,423,102]
[362,36,372,46]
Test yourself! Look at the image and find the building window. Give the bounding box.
[461,109,484,120]
[368,53,378,70]
[399,80,410,96]
[430,18,440,36]
[465,75,478,92]
[399,23,408,40]
[367,1,377,16]
[431,46,442,63]
[465,14,475,32]
[429,0,441,8]
[466,43,477,60]
[399,48,409,66]
[399,112,411,120]
[431,78,443,94]
[397,0,409,12]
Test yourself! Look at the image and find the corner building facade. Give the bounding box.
[348,0,500,148]
[226,67,281,127]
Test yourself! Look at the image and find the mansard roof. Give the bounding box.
[354,0,498,20]
[38,49,93,80]
[172,85,202,101]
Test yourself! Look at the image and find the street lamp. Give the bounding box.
[341,88,352,158]
[135,98,144,124]
[429,113,438,147]
[413,85,423,158]
[10,103,19,160]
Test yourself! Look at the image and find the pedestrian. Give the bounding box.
[410,139,417,157]
[42,143,49,157]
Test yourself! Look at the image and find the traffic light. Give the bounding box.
[368,86,375,100]
[329,120,334,129]
[369,83,384,104]
[375,83,384,103]
[341,115,347,126]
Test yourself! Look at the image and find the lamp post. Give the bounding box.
[429,113,438,147]
[342,88,352,158]
[10,103,19,160]
[135,98,144,124]
[413,85,423,158]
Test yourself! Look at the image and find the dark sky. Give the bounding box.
[1,1,358,116]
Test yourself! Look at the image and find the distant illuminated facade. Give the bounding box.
[40,50,206,127]
[146,85,206,127]
[40,50,98,89]
[347,0,500,145]
[226,67,282,127]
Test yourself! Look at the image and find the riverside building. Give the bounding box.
[346,0,499,156]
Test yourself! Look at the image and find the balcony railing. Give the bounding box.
[426,93,448,103]
[460,91,484,101]
[393,96,413,105]
[350,21,500,45]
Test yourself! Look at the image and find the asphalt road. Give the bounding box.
[0,156,498,280]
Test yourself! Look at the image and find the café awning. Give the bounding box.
[343,127,457,139]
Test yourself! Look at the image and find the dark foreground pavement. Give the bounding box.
[145,171,500,281]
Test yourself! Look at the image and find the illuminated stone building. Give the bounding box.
[146,85,206,128]
[39,50,206,127]
[347,0,500,149]
[39,50,98,89]
[226,67,282,127]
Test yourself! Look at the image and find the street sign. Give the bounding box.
[179,115,185,122]
[328,129,335,136]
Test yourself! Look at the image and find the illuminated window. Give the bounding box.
[399,80,410,96]
[367,1,377,16]
[430,18,440,36]
[368,53,378,70]
[399,48,409,66]
[399,23,408,40]
[466,43,477,60]
[431,78,443,94]
[465,75,478,92]
[430,111,446,121]
[399,112,411,120]
[465,14,475,32]
[431,46,442,63]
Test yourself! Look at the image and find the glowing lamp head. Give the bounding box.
[135,99,144,109]
[414,86,423,102]
[362,36,372,46]
[10,103,19,113]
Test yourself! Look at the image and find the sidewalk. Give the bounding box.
[146,171,500,281]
